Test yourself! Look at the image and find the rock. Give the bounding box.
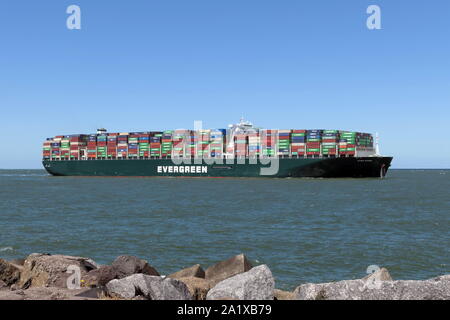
[363,268,393,282]
[0,286,99,300]
[205,254,253,285]
[10,284,20,291]
[82,256,159,288]
[0,259,21,286]
[74,288,103,299]
[105,276,136,299]
[18,254,98,289]
[274,289,296,300]
[9,259,25,266]
[82,265,118,288]
[0,280,7,289]
[0,290,25,300]
[206,265,274,300]
[178,277,213,300]
[294,274,450,300]
[430,274,450,282]
[168,264,205,279]
[294,283,330,300]
[28,287,99,300]
[106,274,193,300]
[111,255,159,278]
[141,276,193,300]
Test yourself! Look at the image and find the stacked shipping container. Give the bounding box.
[44,128,374,160]
[291,130,306,156]
[278,130,291,157]
[306,130,322,156]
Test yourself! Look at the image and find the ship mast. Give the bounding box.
[224,118,254,158]
[375,132,380,156]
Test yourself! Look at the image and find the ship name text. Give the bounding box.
[157,166,208,174]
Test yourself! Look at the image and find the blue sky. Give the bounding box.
[0,0,449,169]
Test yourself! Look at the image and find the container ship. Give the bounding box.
[42,119,393,178]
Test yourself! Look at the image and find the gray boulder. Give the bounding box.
[0,259,21,286]
[431,274,450,282]
[18,254,98,289]
[206,265,274,300]
[294,272,450,300]
[106,274,193,300]
[168,264,205,279]
[105,276,136,299]
[205,254,253,285]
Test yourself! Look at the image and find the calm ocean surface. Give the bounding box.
[0,169,448,290]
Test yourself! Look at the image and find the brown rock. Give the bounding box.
[18,254,98,289]
[111,255,159,278]
[0,290,25,300]
[9,259,25,266]
[178,277,213,300]
[10,284,19,291]
[82,256,160,288]
[363,268,393,282]
[168,264,205,279]
[29,287,99,300]
[274,289,296,300]
[205,254,252,285]
[0,259,21,286]
[0,286,99,300]
[82,265,117,288]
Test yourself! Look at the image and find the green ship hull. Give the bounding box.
[43,156,393,178]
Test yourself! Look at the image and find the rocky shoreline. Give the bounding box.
[1,253,449,300]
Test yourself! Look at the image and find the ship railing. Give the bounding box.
[44,152,359,162]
